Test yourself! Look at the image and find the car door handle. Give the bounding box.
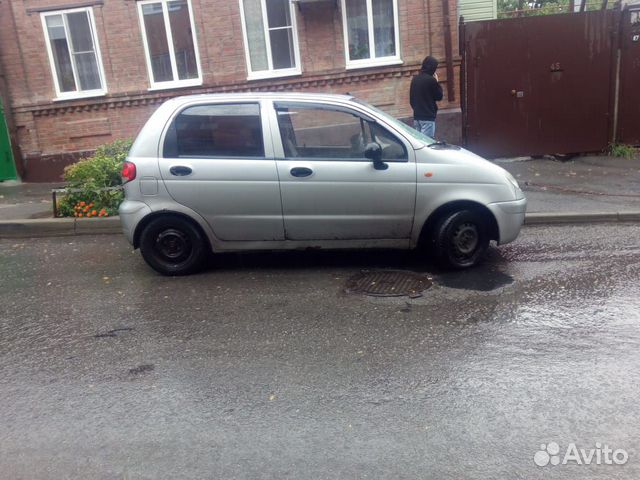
[290,167,313,178]
[169,165,192,176]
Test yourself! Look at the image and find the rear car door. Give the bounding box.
[271,101,416,240]
[159,101,284,241]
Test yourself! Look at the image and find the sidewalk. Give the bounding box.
[0,154,638,236]
[0,181,61,220]
[495,154,640,213]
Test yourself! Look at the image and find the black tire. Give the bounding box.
[139,215,208,275]
[433,210,489,269]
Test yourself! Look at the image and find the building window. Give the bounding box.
[239,0,301,80]
[137,0,202,90]
[41,8,107,100]
[341,0,401,69]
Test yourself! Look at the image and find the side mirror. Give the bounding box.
[364,142,388,170]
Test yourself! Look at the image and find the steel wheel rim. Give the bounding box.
[452,222,479,258]
[155,229,191,262]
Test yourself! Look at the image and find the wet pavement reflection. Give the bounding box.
[0,223,639,479]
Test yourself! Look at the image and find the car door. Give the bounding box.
[271,101,416,240]
[159,101,284,241]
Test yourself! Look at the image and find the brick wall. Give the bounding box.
[0,0,461,182]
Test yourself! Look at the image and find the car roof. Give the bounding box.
[129,91,425,157]
[167,91,356,106]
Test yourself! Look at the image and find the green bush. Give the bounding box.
[57,139,132,218]
[609,143,637,160]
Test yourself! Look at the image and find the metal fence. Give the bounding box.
[460,5,640,157]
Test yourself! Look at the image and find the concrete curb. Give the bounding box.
[1,212,639,239]
[0,217,121,238]
[524,212,640,225]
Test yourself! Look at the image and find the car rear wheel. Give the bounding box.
[139,215,208,275]
[433,210,489,269]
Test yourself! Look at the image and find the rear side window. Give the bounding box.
[163,103,264,158]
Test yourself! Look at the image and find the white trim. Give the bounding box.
[238,0,302,79]
[147,78,203,91]
[260,0,274,71]
[137,0,203,89]
[161,1,180,81]
[238,0,255,77]
[340,0,401,69]
[51,91,106,102]
[40,7,107,101]
[246,68,301,81]
[345,58,403,70]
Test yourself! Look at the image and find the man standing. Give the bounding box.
[410,56,443,138]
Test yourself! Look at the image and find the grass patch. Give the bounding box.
[609,143,637,159]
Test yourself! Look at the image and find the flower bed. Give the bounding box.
[55,139,132,218]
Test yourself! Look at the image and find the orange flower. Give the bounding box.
[80,201,86,206]
[91,210,97,215]
[78,213,83,217]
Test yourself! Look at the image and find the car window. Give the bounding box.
[352,97,435,145]
[163,103,264,158]
[274,103,407,161]
[369,123,408,160]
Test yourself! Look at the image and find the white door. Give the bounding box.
[271,101,416,240]
[159,102,284,241]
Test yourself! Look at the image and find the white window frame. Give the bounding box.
[239,0,302,81]
[137,0,203,91]
[340,0,402,70]
[41,7,107,101]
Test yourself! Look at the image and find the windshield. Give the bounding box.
[352,98,435,145]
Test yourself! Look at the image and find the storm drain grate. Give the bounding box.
[345,270,432,298]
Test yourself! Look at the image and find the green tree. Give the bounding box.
[498,0,570,18]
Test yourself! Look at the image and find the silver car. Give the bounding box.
[119,93,526,275]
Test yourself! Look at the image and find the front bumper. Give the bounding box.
[118,200,151,246]
[488,197,527,245]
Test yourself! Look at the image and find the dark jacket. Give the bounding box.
[410,56,444,121]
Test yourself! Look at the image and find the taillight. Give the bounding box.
[122,161,136,183]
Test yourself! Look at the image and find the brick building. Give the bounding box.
[0,0,461,182]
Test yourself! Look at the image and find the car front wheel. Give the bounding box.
[433,210,489,269]
[139,215,208,275]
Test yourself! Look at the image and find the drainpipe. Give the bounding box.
[441,0,456,101]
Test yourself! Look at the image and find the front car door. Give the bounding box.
[159,101,284,241]
[270,101,416,240]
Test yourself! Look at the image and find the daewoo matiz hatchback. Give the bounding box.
[119,93,526,275]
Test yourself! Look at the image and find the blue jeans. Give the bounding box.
[414,120,436,138]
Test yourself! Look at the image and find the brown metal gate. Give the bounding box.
[617,7,640,145]
[461,8,639,158]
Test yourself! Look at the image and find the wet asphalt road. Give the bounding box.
[1,224,640,480]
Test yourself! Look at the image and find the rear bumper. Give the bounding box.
[118,200,151,246]
[488,197,527,245]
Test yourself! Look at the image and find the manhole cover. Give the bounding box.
[345,270,432,297]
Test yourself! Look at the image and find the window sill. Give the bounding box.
[345,58,404,71]
[148,79,203,91]
[246,69,302,82]
[53,90,107,102]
